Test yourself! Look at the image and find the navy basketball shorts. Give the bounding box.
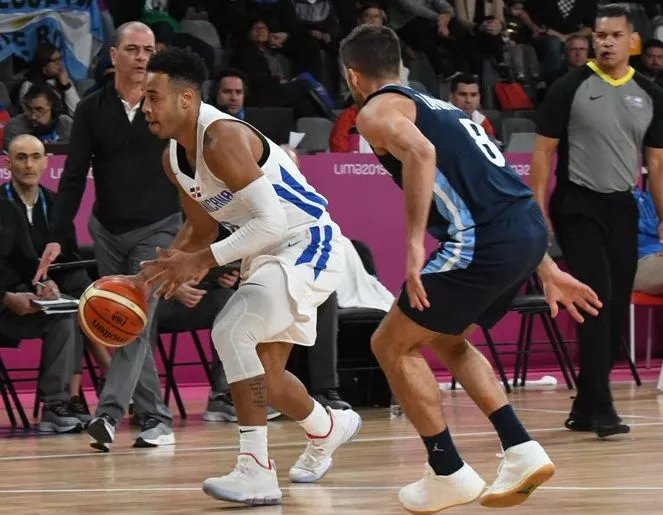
[398,200,549,335]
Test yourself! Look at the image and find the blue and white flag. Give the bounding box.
[0,0,105,82]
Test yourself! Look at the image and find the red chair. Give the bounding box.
[629,292,663,369]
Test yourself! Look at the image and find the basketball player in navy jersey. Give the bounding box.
[340,25,603,512]
[137,47,361,506]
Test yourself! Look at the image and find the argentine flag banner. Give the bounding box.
[0,0,104,82]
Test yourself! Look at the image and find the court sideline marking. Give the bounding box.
[1,421,662,462]
[0,485,662,494]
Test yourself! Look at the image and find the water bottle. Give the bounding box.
[389,394,403,419]
[348,126,360,153]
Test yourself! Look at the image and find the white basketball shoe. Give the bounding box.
[202,453,282,506]
[399,462,486,513]
[289,407,362,483]
[479,440,555,508]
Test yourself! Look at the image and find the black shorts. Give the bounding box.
[398,200,549,335]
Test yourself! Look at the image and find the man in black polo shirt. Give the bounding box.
[34,22,182,451]
[530,4,663,438]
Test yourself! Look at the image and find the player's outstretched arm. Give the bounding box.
[536,254,602,323]
[357,96,436,310]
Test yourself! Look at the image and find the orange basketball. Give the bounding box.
[78,276,150,348]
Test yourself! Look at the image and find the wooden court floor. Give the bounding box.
[0,383,662,514]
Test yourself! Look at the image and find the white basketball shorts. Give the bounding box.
[239,221,345,346]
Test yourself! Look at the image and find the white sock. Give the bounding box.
[239,426,268,467]
[297,400,332,438]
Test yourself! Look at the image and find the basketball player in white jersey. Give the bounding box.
[137,47,362,505]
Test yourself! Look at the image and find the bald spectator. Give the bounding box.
[1,135,112,421]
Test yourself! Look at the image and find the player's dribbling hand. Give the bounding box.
[140,248,210,301]
[541,267,602,323]
[405,243,430,311]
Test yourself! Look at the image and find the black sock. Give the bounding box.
[421,428,464,476]
[489,404,531,450]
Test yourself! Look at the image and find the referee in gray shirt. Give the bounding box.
[531,4,663,438]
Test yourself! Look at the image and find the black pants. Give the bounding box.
[308,291,339,391]
[550,183,638,415]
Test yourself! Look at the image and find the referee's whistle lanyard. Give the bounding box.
[3,182,48,225]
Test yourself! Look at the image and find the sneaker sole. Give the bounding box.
[90,441,111,452]
[595,424,630,439]
[289,411,363,484]
[133,433,176,448]
[401,489,485,515]
[479,462,556,508]
[202,411,238,422]
[37,422,82,434]
[202,411,282,423]
[202,484,282,506]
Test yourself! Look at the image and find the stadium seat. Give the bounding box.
[296,117,334,153]
[180,20,223,73]
[501,117,536,147]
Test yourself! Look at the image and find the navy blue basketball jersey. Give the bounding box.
[365,84,532,269]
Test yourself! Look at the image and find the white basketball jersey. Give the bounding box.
[168,103,334,238]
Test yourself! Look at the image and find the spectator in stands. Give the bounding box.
[448,73,496,138]
[338,3,411,104]
[504,0,542,83]
[1,134,112,422]
[639,39,663,88]
[35,22,180,451]
[3,84,73,150]
[209,68,247,119]
[246,0,324,81]
[150,21,175,52]
[525,0,597,80]
[232,18,334,118]
[16,43,81,117]
[387,0,466,77]
[633,187,663,295]
[455,0,506,69]
[547,35,591,85]
[0,196,80,433]
[292,0,343,91]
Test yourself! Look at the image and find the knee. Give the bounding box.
[439,338,470,360]
[211,321,264,383]
[370,328,394,364]
[263,369,286,401]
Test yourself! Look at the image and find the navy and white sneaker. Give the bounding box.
[87,413,116,452]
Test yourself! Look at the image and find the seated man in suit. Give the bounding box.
[0,196,80,432]
[1,134,111,423]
